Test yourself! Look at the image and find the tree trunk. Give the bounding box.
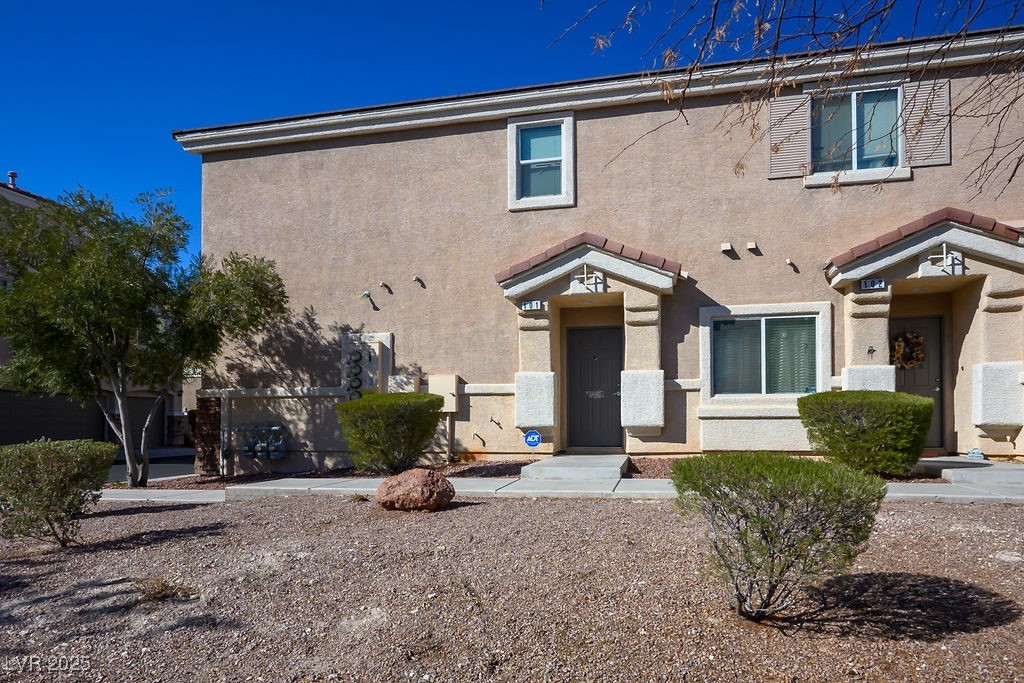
[138,394,166,488]
[108,392,141,487]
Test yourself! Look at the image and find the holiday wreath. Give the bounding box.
[891,331,926,369]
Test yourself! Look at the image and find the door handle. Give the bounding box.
[613,391,621,397]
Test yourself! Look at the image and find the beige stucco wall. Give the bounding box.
[199,68,1024,460]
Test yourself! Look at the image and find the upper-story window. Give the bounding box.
[812,88,899,173]
[507,112,575,211]
[767,79,950,187]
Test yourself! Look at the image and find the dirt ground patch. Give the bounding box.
[111,461,526,491]
[1,500,1021,682]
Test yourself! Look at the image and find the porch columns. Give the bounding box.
[621,286,664,436]
[514,308,556,436]
[841,288,896,391]
[973,276,1024,435]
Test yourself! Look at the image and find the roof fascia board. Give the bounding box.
[175,30,1024,155]
[827,224,1024,286]
[500,245,677,299]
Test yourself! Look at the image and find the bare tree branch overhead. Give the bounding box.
[551,0,1024,192]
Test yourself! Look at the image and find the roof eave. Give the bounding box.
[174,28,1024,155]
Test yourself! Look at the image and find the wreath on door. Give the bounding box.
[891,331,926,369]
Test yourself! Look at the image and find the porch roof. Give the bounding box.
[826,207,1023,270]
[494,232,684,284]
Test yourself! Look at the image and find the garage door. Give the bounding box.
[0,390,105,445]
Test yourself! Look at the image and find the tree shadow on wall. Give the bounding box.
[784,572,1022,641]
[209,306,428,389]
[209,306,362,388]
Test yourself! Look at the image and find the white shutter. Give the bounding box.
[903,79,951,167]
[767,94,811,179]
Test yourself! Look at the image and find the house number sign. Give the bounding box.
[860,278,887,291]
[520,300,543,311]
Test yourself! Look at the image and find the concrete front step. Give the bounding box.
[520,455,629,480]
[915,456,1024,485]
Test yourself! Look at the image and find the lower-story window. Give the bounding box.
[712,316,817,394]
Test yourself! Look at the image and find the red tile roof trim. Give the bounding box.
[494,232,683,283]
[827,207,1022,270]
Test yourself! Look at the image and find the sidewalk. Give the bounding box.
[101,473,1024,505]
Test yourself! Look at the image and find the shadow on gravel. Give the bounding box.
[87,503,207,519]
[447,463,524,478]
[72,522,227,554]
[447,501,484,510]
[788,572,1022,641]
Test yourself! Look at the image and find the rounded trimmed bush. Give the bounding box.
[336,392,444,474]
[672,452,885,621]
[0,439,117,547]
[797,390,933,476]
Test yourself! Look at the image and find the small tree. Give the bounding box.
[0,188,288,487]
[0,439,117,547]
[672,452,885,621]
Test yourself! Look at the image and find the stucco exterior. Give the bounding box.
[177,31,1024,470]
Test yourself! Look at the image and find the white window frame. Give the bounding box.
[507,111,575,211]
[699,302,832,407]
[802,79,912,188]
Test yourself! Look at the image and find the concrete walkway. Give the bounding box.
[99,457,1024,505]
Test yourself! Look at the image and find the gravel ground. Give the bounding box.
[2,499,1022,682]
[122,462,526,491]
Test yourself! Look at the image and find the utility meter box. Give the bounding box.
[341,333,394,401]
[428,374,460,413]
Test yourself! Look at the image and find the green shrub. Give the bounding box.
[672,452,885,621]
[798,390,933,476]
[0,439,117,547]
[336,392,444,474]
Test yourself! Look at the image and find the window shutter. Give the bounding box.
[903,79,951,167]
[767,94,811,178]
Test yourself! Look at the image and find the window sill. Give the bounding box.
[508,194,575,212]
[697,398,804,419]
[803,166,912,188]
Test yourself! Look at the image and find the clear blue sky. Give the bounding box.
[3,2,1012,259]
[4,2,665,258]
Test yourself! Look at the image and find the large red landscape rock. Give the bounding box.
[375,468,455,512]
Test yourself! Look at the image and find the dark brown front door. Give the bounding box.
[567,327,623,448]
[892,317,943,449]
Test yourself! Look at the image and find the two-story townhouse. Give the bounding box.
[174,27,1024,473]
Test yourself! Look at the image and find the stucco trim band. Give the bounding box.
[972,362,1024,429]
[621,370,665,436]
[841,365,897,391]
[514,372,556,429]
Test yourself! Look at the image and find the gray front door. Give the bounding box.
[892,317,943,449]
[567,327,623,448]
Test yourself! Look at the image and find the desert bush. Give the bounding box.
[0,439,117,546]
[798,390,933,476]
[672,452,885,621]
[336,392,444,474]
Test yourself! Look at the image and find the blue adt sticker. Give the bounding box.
[523,430,542,448]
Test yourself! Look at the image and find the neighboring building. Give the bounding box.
[0,174,183,447]
[174,28,1024,471]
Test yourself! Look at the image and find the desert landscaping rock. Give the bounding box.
[375,468,455,511]
[1,499,1022,682]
